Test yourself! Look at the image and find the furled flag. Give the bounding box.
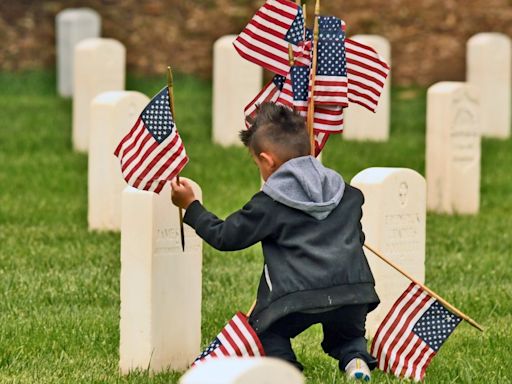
[192,312,265,366]
[114,87,188,194]
[314,16,349,107]
[370,283,462,382]
[275,65,344,154]
[233,0,307,76]
[244,74,286,128]
[345,37,390,112]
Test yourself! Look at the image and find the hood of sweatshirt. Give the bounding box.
[262,156,345,220]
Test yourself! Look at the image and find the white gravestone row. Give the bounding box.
[180,358,305,384]
[88,91,149,231]
[73,38,126,153]
[344,35,391,142]
[351,168,426,337]
[56,8,101,97]
[467,33,511,139]
[426,82,481,215]
[120,182,203,373]
[213,35,263,147]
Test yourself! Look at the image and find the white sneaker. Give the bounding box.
[345,358,371,382]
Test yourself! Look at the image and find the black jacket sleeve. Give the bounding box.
[183,192,276,251]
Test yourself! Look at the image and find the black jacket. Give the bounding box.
[184,184,379,333]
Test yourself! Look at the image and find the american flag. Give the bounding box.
[276,65,344,141]
[314,16,348,106]
[370,283,462,382]
[114,87,188,194]
[244,74,286,128]
[233,0,307,76]
[345,37,390,112]
[192,312,265,366]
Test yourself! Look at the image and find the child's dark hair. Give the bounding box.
[239,103,310,161]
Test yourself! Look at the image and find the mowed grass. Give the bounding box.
[0,71,510,383]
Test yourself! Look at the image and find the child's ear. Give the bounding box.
[259,152,276,169]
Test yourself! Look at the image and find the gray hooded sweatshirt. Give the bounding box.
[184,156,379,333]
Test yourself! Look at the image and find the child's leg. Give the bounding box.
[319,305,377,371]
[257,312,317,371]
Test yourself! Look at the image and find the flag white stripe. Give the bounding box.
[257,8,294,34]
[348,73,385,96]
[414,346,435,381]
[386,298,434,373]
[147,149,188,192]
[133,135,184,188]
[217,333,237,356]
[372,285,421,364]
[117,119,145,158]
[121,130,156,177]
[232,315,262,356]
[393,334,420,376]
[234,35,289,74]
[378,290,430,370]
[223,323,250,356]
[125,132,179,185]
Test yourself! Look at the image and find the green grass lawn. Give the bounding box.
[0,71,510,383]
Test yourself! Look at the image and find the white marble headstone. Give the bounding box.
[56,8,101,97]
[213,35,262,147]
[426,82,480,214]
[351,168,426,337]
[88,91,149,231]
[120,181,203,373]
[73,38,125,152]
[344,35,391,141]
[179,358,304,384]
[467,33,511,139]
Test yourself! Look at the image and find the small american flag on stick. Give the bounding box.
[114,87,188,194]
[370,283,462,382]
[233,0,307,76]
[192,312,265,366]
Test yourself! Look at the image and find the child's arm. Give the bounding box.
[171,178,275,251]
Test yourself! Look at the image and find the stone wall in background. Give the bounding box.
[1,0,511,86]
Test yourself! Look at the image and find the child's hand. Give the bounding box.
[171,178,196,209]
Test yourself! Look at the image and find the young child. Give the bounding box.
[171,103,380,381]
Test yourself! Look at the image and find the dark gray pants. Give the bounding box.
[257,304,377,372]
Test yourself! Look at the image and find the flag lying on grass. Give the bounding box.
[370,283,462,382]
[233,0,306,76]
[192,312,265,366]
[114,87,188,194]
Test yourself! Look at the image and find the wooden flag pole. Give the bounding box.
[363,243,484,332]
[306,0,320,156]
[166,66,186,252]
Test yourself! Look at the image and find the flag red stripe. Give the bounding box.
[220,328,243,356]
[397,336,424,376]
[132,135,180,188]
[142,146,186,191]
[236,312,266,356]
[234,39,288,76]
[230,319,255,357]
[237,29,288,64]
[382,293,431,372]
[389,331,416,374]
[118,121,148,170]
[114,117,142,157]
[373,284,420,362]
[140,142,184,190]
[121,131,152,173]
[124,139,159,184]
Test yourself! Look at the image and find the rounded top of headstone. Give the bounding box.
[351,167,424,185]
[467,32,511,47]
[57,8,100,21]
[75,37,125,52]
[214,34,237,47]
[428,82,478,99]
[93,91,148,106]
[179,357,304,384]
